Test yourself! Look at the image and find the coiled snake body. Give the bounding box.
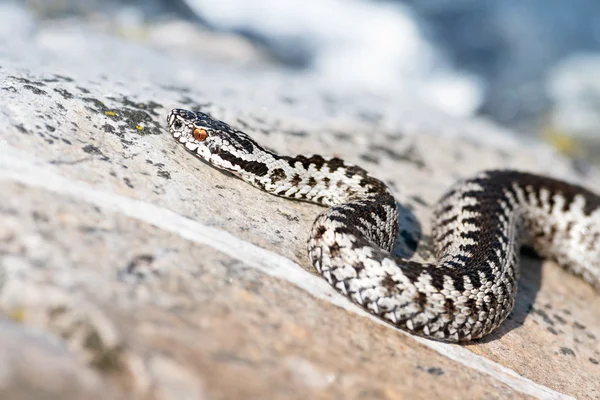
[168,108,600,342]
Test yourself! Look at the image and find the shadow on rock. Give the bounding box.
[392,202,422,259]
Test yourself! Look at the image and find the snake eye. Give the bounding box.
[173,120,183,130]
[193,128,208,141]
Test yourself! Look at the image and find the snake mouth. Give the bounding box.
[171,127,187,141]
[172,130,203,155]
[183,140,200,153]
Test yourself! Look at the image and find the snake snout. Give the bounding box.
[167,110,176,126]
[168,109,197,127]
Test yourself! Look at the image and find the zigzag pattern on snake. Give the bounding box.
[167,108,600,342]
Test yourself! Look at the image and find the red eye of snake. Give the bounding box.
[193,128,208,141]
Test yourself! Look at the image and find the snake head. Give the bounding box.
[167,108,221,160]
[167,108,259,176]
[167,108,231,162]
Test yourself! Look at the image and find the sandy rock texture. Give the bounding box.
[1,5,599,400]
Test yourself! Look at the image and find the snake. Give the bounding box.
[167,108,600,342]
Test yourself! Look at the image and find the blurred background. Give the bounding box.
[3,0,600,164]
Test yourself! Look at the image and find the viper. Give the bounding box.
[167,108,600,342]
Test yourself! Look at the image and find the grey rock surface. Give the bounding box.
[0,4,599,400]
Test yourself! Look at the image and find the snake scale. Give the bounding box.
[168,108,600,342]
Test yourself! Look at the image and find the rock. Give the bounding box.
[0,4,599,400]
[0,317,123,400]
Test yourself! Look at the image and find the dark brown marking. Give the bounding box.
[314,226,327,240]
[354,261,365,273]
[306,155,326,169]
[381,275,398,293]
[329,243,341,258]
[253,178,265,189]
[270,168,286,183]
[291,174,302,185]
[444,299,457,315]
[218,152,269,176]
[326,158,345,172]
[414,292,428,310]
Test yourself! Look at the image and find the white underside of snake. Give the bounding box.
[167,108,600,342]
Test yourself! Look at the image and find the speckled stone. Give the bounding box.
[0,13,599,400]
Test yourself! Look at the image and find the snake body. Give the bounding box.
[167,108,600,342]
